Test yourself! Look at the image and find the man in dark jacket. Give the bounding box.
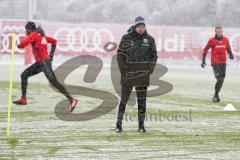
[116,16,157,133]
[201,26,234,102]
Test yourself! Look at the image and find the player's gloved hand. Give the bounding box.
[49,45,56,62]
[201,58,206,68]
[17,44,21,48]
[201,54,206,68]
[229,53,234,60]
[50,53,53,61]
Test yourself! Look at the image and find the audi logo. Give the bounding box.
[54,27,115,52]
[0,26,25,53]
[0,26,116,54]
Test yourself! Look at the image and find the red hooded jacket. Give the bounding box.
[19,32,57,62]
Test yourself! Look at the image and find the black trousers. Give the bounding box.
[212,64,226,95]
[116,85,147,127]
[21,59,72,100]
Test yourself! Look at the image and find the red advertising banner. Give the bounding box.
[1,20,240,64]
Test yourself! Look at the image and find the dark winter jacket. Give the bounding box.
[117,26,157,87]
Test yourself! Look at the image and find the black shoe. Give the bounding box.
[115,126,123,133]
[138,127,146,133]
[138,121,146,133]
[115,123,123,133]
[212,94,220,103]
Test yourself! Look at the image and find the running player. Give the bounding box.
[13,21,78,112]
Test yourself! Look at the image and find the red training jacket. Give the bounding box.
[203,36,232,65]
[19,32,57,62]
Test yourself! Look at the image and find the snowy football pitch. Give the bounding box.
[0,65,240,160]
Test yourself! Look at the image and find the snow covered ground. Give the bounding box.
[0,62,240,159]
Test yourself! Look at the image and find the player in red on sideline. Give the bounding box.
[201,26,234,102]
[12,21,78,112]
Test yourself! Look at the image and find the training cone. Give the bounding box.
[224,104,237,111]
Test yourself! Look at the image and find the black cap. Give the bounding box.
[135,16,145,27]
[25,21,36,31]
